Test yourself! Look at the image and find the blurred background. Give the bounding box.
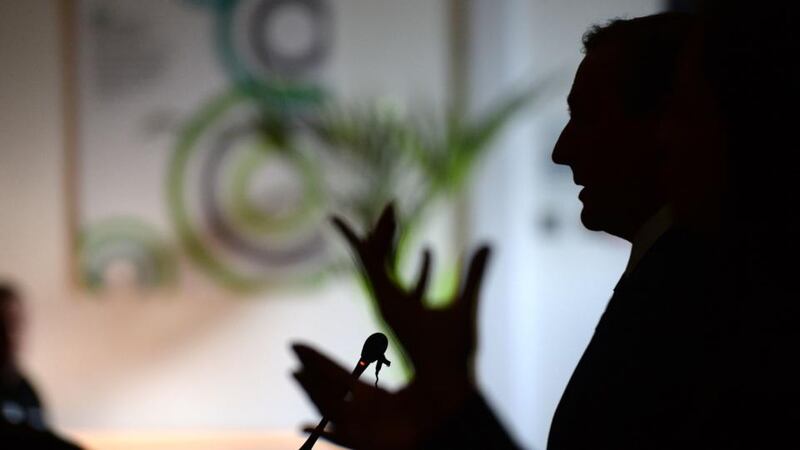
[0,0,678,448]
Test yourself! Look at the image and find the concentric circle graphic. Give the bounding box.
[168,85,334,291]
[200,123,325,265]
[204,0,331,91]
[78,217,176,291]
[225,135,320,234]
[247,0,331,78]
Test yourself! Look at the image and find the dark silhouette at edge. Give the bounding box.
[289,1,800,448]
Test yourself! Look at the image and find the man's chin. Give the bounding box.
[579,208,606,232]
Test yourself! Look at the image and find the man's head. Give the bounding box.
[0,283,24,369]
[552,13,695,240]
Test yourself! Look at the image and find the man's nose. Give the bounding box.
[551,123,574,166]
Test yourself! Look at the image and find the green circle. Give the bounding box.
[225,139,323,235]
[78,217,175,291]
[167,84,329,292]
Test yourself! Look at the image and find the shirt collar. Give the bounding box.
[622,205,674,277]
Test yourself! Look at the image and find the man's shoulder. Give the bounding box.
[626,227,722,291]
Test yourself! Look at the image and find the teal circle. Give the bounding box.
[225,139,323,235]
[78,217,176,291]
[167,84,333,292]
[202,0,329,101]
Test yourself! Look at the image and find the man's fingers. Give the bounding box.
[372,202,397,241]
[331,215,365,255]
[459,245,492,309]
[369,202,398,259]
[292,344,376,397]
[301,424,354,449]
[293,370,346,422]
[293,344,352,382]
[411,248,432,302]
[292,344,357,405]
[301,424,324,434]
[332,214,391,286]
[292,344,382,450]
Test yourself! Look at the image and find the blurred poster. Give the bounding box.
[71,0,450,293]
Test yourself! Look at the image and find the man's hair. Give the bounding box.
[0,283,17,366]
[582,12,696,115]
[0,283,17,305]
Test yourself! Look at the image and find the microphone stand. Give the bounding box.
[299,360,370,450]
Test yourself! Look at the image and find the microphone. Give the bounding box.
[299,332,391,450]
[360,332,392,383]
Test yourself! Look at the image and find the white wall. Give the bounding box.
[1,1,675,448]
[468,1,664,449]
[0,0,450,439]
[0,0,71,394]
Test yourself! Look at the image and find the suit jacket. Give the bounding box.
[547,227,733,449]
[422,227,797,449]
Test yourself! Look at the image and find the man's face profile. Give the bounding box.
[552,43,665,240]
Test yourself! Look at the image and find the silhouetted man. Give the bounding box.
[291,10,770,449]
[0,284,47,431]
[0,283,82,449]
[547,13,726,448]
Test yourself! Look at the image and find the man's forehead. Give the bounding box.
[569,45,627,104]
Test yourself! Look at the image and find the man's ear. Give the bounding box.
[653,112,680,198]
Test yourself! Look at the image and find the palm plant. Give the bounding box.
[308,84,544,236]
